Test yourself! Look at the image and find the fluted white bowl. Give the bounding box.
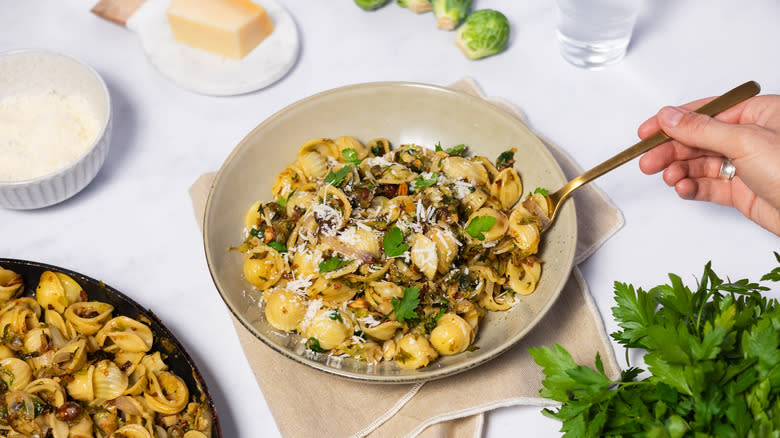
[0,49,112,209]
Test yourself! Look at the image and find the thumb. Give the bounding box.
[657,106,754,158]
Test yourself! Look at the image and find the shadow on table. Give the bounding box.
[630,0,681,52]
[179,337,241,438]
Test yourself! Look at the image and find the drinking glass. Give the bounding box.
[555,0,642,69]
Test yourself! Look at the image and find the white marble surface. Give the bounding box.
[1,1,778,436]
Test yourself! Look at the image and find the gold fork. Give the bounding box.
[543,80,761,231]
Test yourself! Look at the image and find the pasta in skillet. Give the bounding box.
[239,137,549,369]
[0,268,213,437]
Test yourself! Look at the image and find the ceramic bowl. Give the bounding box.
[203,82,577,383]
[0,49,112,209]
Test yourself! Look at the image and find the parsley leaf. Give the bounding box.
[305,337,325,353]
[531,253,780,437]
[323,165,352,186]
[383,226,408,257]
[318,256,352,273]
[391,286,420,323]
[267,241,287,253]
[496,149,516,169]
[328,310,343,323]
[412,172,439,191]
[446,144,466,155]
[276,189,296,208]
[341,148,362,166]
[434,142,443,152]
[534,187,549,196]
[464,216,496,241]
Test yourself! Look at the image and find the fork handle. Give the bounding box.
[551,80,761,205]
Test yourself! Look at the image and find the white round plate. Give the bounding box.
[127,0,299,96]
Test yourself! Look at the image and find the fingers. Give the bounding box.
[673,178,734,206]
[637,96,751,139]
[638,141,721,175]
[661,156,724,186]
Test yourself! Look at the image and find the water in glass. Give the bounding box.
[556,0,642,69]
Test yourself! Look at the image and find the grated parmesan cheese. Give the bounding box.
[299,298,322,332]
[0,90,100,181]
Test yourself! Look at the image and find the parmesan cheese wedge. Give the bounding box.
[166,0,274,59]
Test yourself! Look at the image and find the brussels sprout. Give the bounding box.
[355,0,390,11]
[455,9,510,60]
[397,0,432,13]
[431,0,472,30]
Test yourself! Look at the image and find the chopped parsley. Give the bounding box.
[341,148,362,166]
[465,216,497,241]
[391,286,420,323]
[318,256,352,273]
[383,226,408,258]
[328,310,343,323]
[496,149,516,169]
[276,189,296,208]
[446,144,467,155]
[268,241,287,253]
[412,172,439,191]
[305,337,325,353]
[323,165,352,186]
[534,187,549,196]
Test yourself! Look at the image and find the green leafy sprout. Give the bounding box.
[530,252,780,437]
[354,0,390,11]
[397,0,432,13]
[318,256,352,273]
[432,0,472,30]
[455,9,510,60]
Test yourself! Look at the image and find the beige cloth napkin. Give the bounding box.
[189,78,625,438]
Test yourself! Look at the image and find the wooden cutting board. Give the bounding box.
[91,0,299,95]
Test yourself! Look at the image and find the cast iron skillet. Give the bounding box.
[0,258,221,437]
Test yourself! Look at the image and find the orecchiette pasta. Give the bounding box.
[238,138,548,368]
[0,267,213,437]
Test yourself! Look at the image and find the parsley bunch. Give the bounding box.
[530,253,780,437]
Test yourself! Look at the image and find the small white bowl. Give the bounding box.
[0,49,112,209]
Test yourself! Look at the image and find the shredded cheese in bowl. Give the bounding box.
[0,90,100,182]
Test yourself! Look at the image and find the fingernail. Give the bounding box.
[659,107,684,128]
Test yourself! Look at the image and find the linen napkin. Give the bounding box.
[189,78,625,438]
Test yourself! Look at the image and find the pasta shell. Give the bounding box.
[298,137,339,159]
[490,168,523,210]
[69,415,95,438]
[466,207,509,243]
[307,278,358,305]
[24,378,66,407]
[39,412,69,438]
[45,309,77,342]
[0,267,23,302]
[428,227,461,274]
[360,320,403,341]
[0,358,32,391]
[337,227,381,259]
[508,257,542,296]
[303,309,352,350]
[441,157,489,186]
[365,281,404,315]
[430,313,474,355]
[52,336,88,376]
[124,363,148,396]
[64,301,113,336]
[394,334,438,369]
[94,359,129,400]
[244,200,262,231]
[411,234,438,280]
[144,371,189,415]
[271,163,308,200]
[291,245,322,280]
[184,432,210,438]
[298,151,329,179]
[334,136,368,160]
[243,245,285,290]
[366,138,391,156]
[110,424,152,438]
[141,351,168,376]
[376,164,417,184]
[454,300,484,332]
[479,283,515,311]
[66,364,95,402]
[22,327,52,356]
[286,190,317,218]
[460,188,488,215]
[0,346,13,360]
[320,185,352,227]
[507,206,540,255]
[96,316,154,353]
[114,351,145,376]
[473,156,499,182]
[264,288,307,331]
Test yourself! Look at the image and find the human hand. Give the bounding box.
[638,94,780,236]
